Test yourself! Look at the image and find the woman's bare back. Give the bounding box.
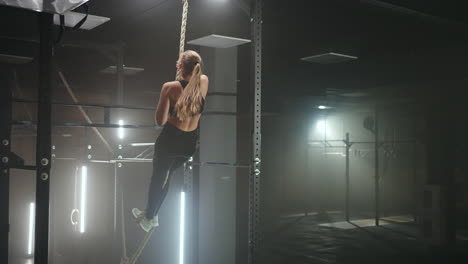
[165,75,209,131]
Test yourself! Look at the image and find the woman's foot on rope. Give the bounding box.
[139,217,157,232]
[132,208,159,228]
[132,208,145,223]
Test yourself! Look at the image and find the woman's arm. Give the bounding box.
[155,83,171,126]
[200,74,209,97]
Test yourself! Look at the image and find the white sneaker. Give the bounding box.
[132,208,145,222]
[132,208,159,228]
[139,217,154,233]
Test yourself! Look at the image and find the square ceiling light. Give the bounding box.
[188,34,251,48]
[301,52,358,64]
[0,54,33,64]
[54,11,110,30]
[100,66,145,76]
[0,0,90,15]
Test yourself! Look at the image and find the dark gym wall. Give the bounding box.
[259,1,468,238]
[260,98,425,223]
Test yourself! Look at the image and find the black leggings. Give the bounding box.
[145,122,198,219]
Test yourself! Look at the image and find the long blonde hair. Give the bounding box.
[174,50,204,121]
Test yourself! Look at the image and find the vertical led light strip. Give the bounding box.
[179,192,186,264]
[28,202,35,255]
[80,166,87,233]
[118,120,124,139]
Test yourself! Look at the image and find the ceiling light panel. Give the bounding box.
[0,0,90,15]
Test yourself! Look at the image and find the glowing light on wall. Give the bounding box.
[316,120,326,135]
[179,192,186,264]
[28,202,35,255]
[80,166,87,233]
[130,142,154,147]
[118,120,125,139]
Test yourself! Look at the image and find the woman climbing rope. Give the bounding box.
[132,50,209,232]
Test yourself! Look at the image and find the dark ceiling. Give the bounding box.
[1,0,468,108]
[263,0,468,107]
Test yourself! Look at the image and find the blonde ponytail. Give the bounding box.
[174,63,204,120]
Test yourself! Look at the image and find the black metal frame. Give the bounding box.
[344,133,351,222]
[374,107,380,226]
[1,12,63,264]
[308,133,417,224]
[35,13,54,264]
[248,0,262,263]
[1,1,264,263]
[0,68,13,264]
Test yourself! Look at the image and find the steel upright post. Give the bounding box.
[374,107,380,226]
[35,13,54,264]
[0,69,12,264]
[345,133,350,222]
[248,0,263,263]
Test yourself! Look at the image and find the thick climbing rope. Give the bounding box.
[120,1,189,263]
[176,0,189,81]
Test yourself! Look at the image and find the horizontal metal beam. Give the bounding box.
[192,161,251,168]
[13,99,240,117]
[308,139,417,144]
[111,159,251,168]
[13,98,156,111]
[54,157,251,168]
[13,120,161,130]
[9,165,37,171]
